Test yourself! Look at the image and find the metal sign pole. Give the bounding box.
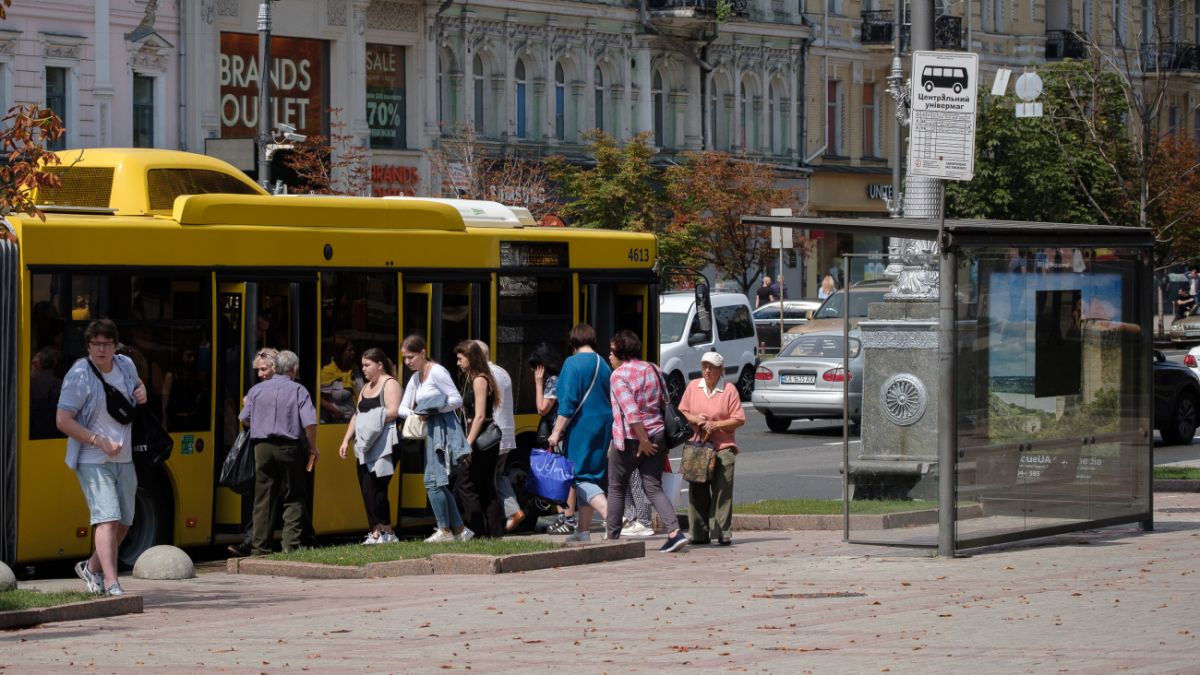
[937,181,957,557]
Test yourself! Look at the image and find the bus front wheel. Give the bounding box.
[118,468,173,569]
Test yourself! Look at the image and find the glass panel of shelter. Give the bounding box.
[954,247,1150,548]
[841,252,943,547]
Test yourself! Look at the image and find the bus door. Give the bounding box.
[212,278,318,541]
[579,277,656,359]
[397,277,490,522]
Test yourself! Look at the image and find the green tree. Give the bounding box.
[945,61,1128,226]
[545,131,664,233]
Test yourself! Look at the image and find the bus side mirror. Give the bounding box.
[694,282,713,334]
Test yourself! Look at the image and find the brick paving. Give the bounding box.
[3,493,1199,673]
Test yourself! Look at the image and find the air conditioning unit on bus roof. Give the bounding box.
[383,196,536,228]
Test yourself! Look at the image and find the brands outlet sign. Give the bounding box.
[220,33,326,138]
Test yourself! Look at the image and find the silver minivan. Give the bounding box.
[659,291,758,402]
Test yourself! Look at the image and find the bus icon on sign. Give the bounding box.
[921,65,969,94]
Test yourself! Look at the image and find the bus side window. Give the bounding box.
[319,272,398,424]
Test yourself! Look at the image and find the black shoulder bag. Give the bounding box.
[86,358,136,425]
[653,364,692,450]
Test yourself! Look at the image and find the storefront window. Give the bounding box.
[366,43,407,149]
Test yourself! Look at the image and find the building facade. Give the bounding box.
[0,0,180,150]
[5,1,1196,297]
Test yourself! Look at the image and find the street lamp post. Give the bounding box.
[257,0,273,189]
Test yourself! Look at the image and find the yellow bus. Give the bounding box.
[0,148,658,567]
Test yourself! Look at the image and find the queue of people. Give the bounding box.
[60,318,746,596]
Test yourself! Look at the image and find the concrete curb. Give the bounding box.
[1154,479,1200,492]
[0,594,143,629]
[227,541,644,579]
[731,503,985,531]
[656,504,986,531]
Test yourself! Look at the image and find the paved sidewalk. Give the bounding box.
[4,494,1200,673]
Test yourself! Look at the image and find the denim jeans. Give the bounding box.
[425,479,464,531]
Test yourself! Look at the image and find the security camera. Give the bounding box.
[284,132,307,143]
[276,122,297,135]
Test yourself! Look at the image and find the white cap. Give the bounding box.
[700,351,724,368]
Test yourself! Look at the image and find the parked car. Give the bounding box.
[1186,346,1200,379]
[1169,313,1200,347]
[751,330,864,432]
[786,279,893,337]
[660,291,758,403]
[1155,350,1200,445]
[753,300,822,354]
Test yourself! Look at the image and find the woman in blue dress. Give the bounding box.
[546,323,612,542]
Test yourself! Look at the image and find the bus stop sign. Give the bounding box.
[907,51,978,181]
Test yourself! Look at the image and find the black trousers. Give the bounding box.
[452,448,505,538]
[357,461,394,529]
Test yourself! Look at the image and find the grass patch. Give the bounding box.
[0,589,98,612]
[266,539,562,567]
[1154,466,1200,480]
[734,498,936,515]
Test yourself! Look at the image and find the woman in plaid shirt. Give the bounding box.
[605,330,689,553]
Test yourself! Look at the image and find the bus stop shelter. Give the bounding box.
[743,215,1156,554]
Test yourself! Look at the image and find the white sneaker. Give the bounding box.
[455,527,475,542]
[75,560,103,594]
[104,582,125,596]
[424,529,455,543]
[621,521,655,538]
[565,529,591,543]
[362,532,381,545]
[380,531,399,543]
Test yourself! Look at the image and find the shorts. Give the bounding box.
[75,461,138,526]
[573,479,605,504]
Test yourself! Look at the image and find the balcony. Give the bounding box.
[647,0,749,40]
[1141,42,1200,71]
[900,15,964,51]
[1045,30,1089,60]
[647,0,749,14]
[861,12,964,51]
[861,10,894,45]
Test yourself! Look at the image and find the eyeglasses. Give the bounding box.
[88,341,116,350]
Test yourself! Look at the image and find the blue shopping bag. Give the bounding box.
[526,448,575,504]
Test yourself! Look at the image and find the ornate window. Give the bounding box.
[862,82,878,157]
[594,67,605,133]
[652,70,664,148]
[473,55,485,135]
[515,59,527,139]
[555,62,566,141]
[45,67,68,151]
[133,75,155,148]
[826,80,843,156]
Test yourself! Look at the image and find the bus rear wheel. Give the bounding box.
[118,469,172,569]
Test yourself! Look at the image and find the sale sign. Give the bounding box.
[219,33,326,138]
[367,43,406,149]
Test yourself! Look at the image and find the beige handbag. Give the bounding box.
[401,413,427,440]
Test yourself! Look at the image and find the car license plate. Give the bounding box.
[781,374,816,385]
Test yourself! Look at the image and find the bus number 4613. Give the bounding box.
[627,247,650,262]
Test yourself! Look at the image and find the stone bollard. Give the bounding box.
[132,545,196,580]
[0,562,15,591]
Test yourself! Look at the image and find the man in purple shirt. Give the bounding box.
[238,350,319,554]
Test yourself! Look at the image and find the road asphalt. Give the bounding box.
[4,492,1199,673]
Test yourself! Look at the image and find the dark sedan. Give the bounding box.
[1154,350,1200,445]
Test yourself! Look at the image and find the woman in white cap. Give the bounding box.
[677,350,745,546]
